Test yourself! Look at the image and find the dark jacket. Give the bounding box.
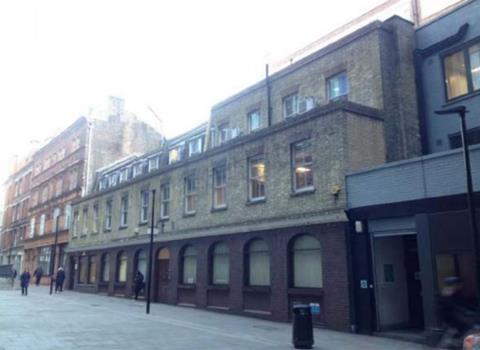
[134,271,144,289]
[56,270,66,284]
[20,272,31,287]
[34,267,43,277]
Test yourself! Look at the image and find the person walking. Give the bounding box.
[55,267,66,293]
[33,266,43,286]
[10,266,17,288]
[20,270,31,296]
[133,270,145,300]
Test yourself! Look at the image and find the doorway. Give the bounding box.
[156,248,170,302]
[373,234,424,331]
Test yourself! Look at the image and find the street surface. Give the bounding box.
[0,286,427,350]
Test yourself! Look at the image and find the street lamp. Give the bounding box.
[146,189,156,314]
[435,106,480,301]
[50,208,60,295]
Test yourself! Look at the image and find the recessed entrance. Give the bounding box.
[373,234,424,331]
[156,248,170,302]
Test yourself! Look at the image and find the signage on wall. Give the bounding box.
[309,303,320,315]
[360,279,368,289]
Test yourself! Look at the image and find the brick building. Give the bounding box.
[0,155,33,271]
[22,104,163,284]
[67,16,420,331]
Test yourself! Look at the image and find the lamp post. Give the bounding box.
[50,209,60,295]
[146,189,156,314]
[435,106,480,301]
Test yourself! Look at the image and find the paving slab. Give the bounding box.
[0,286,429,350]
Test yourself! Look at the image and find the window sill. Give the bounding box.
[211,206,227,213]
[291,188,315,197]
[72,236,78,240]
[103,228,112,233]
[246,198,266,206]
[91,231,99,236]
[207,284,230,291]
[159,217,169,222]
[183,212,196,218]
[138,221,148,226]
[178,283,196,290]
[80,234,87,239]
[119,225,128,230]
[243,286,271,294]
[443,89,480,107]
[287,287,323,296]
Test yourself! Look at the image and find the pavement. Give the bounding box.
[0,286,429,350]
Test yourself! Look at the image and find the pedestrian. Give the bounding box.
[133,270,145,300]
[10,266,17,288]
[33,266,43,286]
[55,267,66,293]
[20,270,31,296]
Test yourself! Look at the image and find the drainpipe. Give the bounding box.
[266,64,272,127]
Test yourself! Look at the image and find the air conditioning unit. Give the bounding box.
[298,97,315,114]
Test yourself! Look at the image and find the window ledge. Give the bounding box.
[211,206,228,213]
[72,236,78,240]
[138,221,148,226]
[178,283,196,290]
[207,284,230,291]
[119,225,128,230]
[246,198,266,206]
[287,287,323,296]
[91,231,99,236]
[183,212,196,218]
[80,234,87,239]
[243,286,271,294]
[291,188,316,197]
[159,217,170,222]
[103,228,112,233]
[443,90,480,107]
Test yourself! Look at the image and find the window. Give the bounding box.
[31,191,38,207]
[109,173,118,187]
[105,200,112,230]
[184,175,197,214]
[64,204,71,230]
[181,245,197,284]
[160,183,170,219]
[88,256,96,284]
[169,147,182,164]
[283,93,299,118]
[82,207,88,235]
[38,247,51,275]
[72,211,79,237]
[217,123,229,145]
[444,43,480,100]
[79,255,88,284]
[292,139,313,192]
[98,177,108,191]
[148,157,159,171]
[248,156,265,201]
[292,235,322,288]
[30,217,35,238]
[188,137,203,156]
[246,239,270,286]
[69,170,78,191]
[211,242,229,285]
[39,214,46,236]
[119,168,130,183]
[120,194,128,227]
[135,250,147,276]
[213,166,226,208]
[248,109,261,132]
[132,163,145,178]
[117,252,128,282]
[140,190,149,223]
[93,204,99,233]
[41,187,48,203]
[101,254,110,282]
[55,179,62,197]
[327,72,348,101]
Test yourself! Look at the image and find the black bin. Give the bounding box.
[292,304,314,349]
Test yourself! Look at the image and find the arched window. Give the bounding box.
[135,250,147,276]
[211,242,229,285]
[101,253,110,282]
[246,239,270,286]
[292,235,322,288]
[117,251,128,282]
[181,245,197,284]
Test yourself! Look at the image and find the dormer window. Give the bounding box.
[327,72,348,101]
[283,93,299,118]
[119,168,130,183]
[217,123,229,145]
[169,147,182,164]
[133,163,145,178]
[188,137,203,157]
[148,157,159,171]
[109,173,118,187]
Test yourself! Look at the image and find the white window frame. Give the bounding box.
[292,139,314,193]
[120,195,128,227]
[30,217,35,238]
[184,175,197,215]
[105,200,112,230]
[248,156,266,201]
[93,203,99,233]
[148,157,159,172]
[39,214,46,236]
[160,183,170,219]
[140,190,149,223]
[82,207,88,235]
[64,204,71,230]
[248,109,261,132]
[283,93,299,118]
[188,137,203,157]
[213,166,227,209]
[327,71,348,101]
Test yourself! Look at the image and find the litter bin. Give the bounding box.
[292,304,314,349]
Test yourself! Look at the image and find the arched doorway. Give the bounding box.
[156,248,170,302]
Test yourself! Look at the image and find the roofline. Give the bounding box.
[167,122,208,145]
